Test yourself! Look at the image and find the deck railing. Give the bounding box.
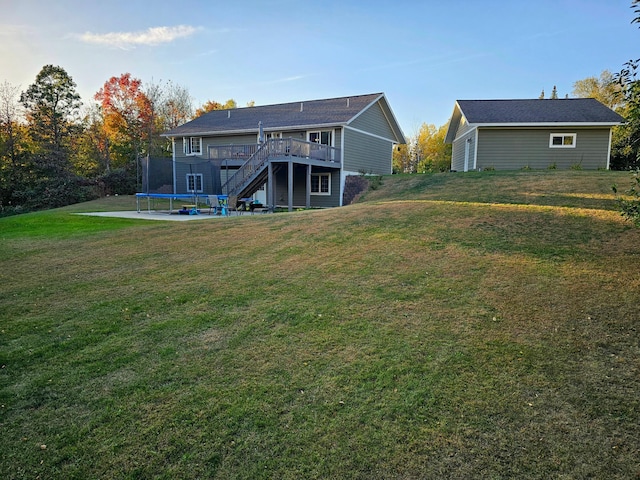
[208,144,259,161]
[219,138,341,196]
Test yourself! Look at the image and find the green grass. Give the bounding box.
[1,170,639,479]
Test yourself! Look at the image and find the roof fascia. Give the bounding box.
[471,122,622,128]
[444,102,464,144]
[161,122,347,138]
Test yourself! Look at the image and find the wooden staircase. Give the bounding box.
[220,138,340,199]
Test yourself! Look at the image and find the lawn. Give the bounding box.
[1,170,639,479]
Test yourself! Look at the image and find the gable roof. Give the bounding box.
[445,98,625,143]
[162,92,405,143]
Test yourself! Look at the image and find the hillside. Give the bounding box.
[1,171,639,479]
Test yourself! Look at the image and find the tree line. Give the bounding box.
[0,65,241,216]
[3,0,640,216]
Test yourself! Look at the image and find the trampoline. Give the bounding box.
[135,193,203,214]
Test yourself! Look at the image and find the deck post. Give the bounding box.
[306,165,311,208]
[268,162,274,211]
[288,160,293,212]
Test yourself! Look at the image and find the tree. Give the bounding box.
[95,73,153,176]
[392,143,411,173]
[20,65,82,175]
[156,81,193,130]
[550,85,558,99]
[393,122,451,174]
[144,80,194,157]
[17,65,87,210]
[194,98,237,117]
[572,70,624,109]
[416,123,452,173]
[0,81,28,211]
[612,0,640,225]
[613,0,640,170]
[72,104,109,177]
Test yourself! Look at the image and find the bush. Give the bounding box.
[8,175,98,215]
[613,169,640,227]
[97,168,137,196]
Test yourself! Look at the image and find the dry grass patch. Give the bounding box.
[2,172,640,479]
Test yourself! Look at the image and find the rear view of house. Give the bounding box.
[160,93,405,210]
[445,99,624,171]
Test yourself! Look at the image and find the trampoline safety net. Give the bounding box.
[141,156,222,195]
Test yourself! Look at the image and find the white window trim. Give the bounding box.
[307,130,333,146]
[186,173,204,193]
[183,137,203,156]
[311,173,331,196]
[549,133,577,149]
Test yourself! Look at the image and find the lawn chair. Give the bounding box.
[207,195,218,215]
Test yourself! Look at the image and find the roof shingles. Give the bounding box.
[163,93,383,137]
[457,98,624,124]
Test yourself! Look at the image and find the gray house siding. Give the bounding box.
[273,164,340,208]
[174,160,216,194]
[343,128,393,174]
[451,129,476,172]
[349,101,396,140]
[476,128,611,170]
[175,134,258,161]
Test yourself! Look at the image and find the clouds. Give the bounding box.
[77,25,201,49]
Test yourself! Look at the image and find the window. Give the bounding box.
[309,131,332,146]
[183,137,202,155]
[186,173,203,193]
[311,173,331,195]
[549,133,576,148]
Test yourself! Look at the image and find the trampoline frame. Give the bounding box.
[135,193,202,214]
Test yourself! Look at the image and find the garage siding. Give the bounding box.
[476,128,611,170]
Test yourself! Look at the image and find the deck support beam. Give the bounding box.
[306,165,311,208]
[287,160,293,212]
[267,162,274,212]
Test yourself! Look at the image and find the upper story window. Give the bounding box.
[308,130,333,146]
[549,133,576,148]
[183,137,202,155]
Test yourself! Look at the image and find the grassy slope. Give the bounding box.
[1,171,639,479]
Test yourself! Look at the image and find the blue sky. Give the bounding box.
[1,0,638,135]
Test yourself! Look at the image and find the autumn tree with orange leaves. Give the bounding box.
[194,99,237,118]
[94,73,152,173]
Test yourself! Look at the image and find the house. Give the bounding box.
[159,93,406,210]
[444,99,624,171]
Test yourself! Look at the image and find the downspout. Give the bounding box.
[339,127,345,206]
[473,128,479,171]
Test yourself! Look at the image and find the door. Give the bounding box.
[464,138,471,172]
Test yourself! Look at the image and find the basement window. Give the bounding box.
[549,133,576,148]
[186,173,203,193]
[183,137,202,155]
[311,173,331,195]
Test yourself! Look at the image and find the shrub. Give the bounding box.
[98,168,137,195]
[613,169,640,227]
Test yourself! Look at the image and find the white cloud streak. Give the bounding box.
[78,25,201,49]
